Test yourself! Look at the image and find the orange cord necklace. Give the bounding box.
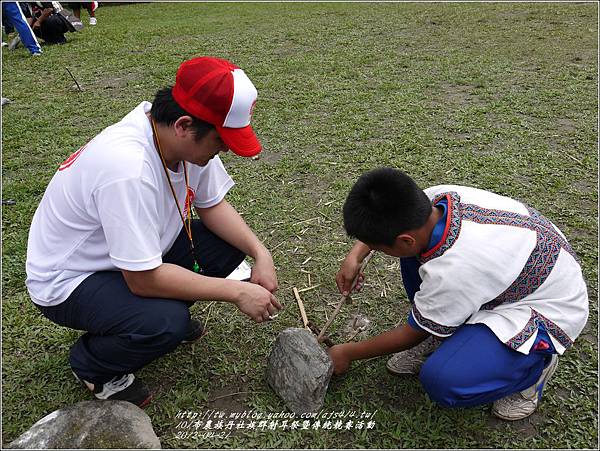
[150,118,201,273]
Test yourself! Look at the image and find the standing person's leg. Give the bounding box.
[86,2,97,25]
[419,323,556,419]
[65,2,83,29]
[2,2,41,55]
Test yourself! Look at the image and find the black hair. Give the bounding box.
[150,86,214,142]
[343,167,432,246]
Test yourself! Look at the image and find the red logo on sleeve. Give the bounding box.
[58,143,89,171]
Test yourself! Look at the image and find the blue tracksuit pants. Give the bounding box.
[400,257,553,408]
[2,2,42,54]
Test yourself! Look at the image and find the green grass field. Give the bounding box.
[2,2,597,448]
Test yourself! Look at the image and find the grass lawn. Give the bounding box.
[1,2,597,448]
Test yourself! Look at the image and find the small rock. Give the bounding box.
[7,400,161,449]
[266,328,333,414]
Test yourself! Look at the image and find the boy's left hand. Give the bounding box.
[328,344,352,375]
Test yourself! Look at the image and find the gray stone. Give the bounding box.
[8,400,160,449]
[266,327,334,414]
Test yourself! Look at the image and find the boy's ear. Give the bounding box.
[395,233,417,248]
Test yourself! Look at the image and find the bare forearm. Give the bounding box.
[123,262,281,322]
[347,241,372,263]
[345,324,429,361]
[124,263,243,303]
[196,201,269,260]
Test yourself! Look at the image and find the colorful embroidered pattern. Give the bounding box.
[411,305,458,336]
[415,191,577,342]
[506,309,573,350]
[461,202,578,311]
[419,192,462,263]
[480,233,561,310]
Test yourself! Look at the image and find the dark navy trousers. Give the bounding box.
[400,257,552,408]
[36,220,245,384]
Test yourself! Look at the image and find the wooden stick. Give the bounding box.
[298,284,321,293]
[292,287,310,329]
[307,321,335,347]
[65,67,82,92]
[317,250,375,342]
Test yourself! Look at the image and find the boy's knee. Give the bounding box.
[419,355,461,408]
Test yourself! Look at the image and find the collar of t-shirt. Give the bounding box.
[426,198,448,252]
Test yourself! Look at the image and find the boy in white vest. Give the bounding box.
[330,167,588,420]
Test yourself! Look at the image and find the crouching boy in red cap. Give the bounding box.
[26,57,282,407]
[330,167,588,420]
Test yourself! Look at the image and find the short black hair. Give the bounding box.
[343,167,432,246]
[150,86,214,142]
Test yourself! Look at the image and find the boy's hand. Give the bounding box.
[328,344,353,375]
[336,257,365,296]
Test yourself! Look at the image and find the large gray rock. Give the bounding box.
[8,400,160,449]
[267,327,334,414]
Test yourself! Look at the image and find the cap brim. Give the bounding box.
[216,125,262,157]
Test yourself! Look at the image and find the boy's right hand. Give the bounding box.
[336,256,365,297]
[235,282,282,323]
[328,344,353,375]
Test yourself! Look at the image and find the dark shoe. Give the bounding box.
[74,372,152,408]
[181,318,206,344]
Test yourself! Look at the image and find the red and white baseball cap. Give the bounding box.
[172,56,261,157]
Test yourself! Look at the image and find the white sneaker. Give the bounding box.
[89,17,97,25]
[72,20,84,31]
[386,336,441,375]
[72,371,152,407]
[492,354,558,421]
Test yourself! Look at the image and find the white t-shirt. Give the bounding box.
[26,102,234,306]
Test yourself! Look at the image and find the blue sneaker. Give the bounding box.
[492,354,558,420]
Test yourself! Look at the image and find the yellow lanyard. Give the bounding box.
[150,118,201,273]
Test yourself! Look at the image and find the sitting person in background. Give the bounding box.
[25,2,76,45]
